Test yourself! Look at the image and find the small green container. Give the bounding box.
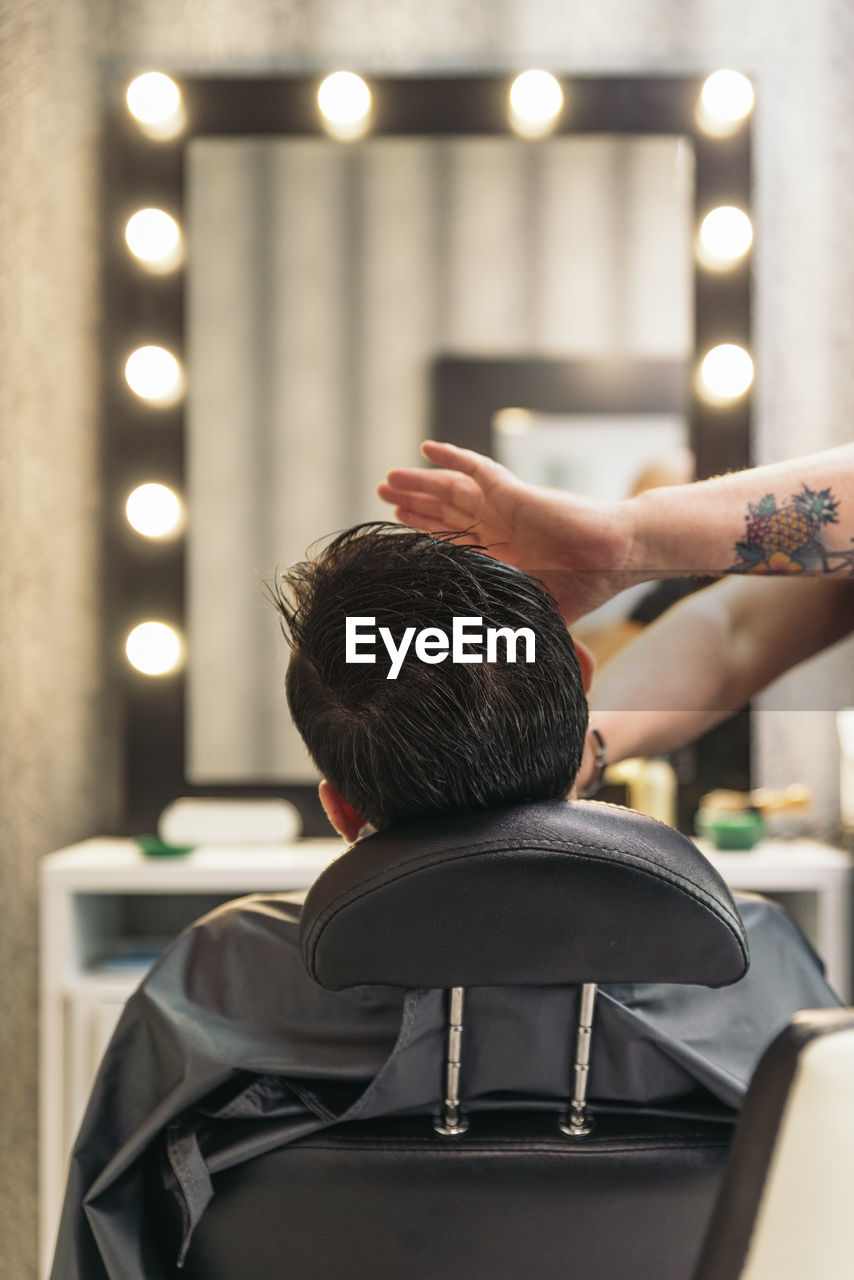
[694,809,765,851]
[135,834,195,858]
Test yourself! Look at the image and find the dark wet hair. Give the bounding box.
[271,522,588,829]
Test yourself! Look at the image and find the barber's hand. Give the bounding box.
[378,441,639,623]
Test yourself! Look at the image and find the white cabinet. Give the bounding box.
[39,834,853,1277]
[698,838,853,1002]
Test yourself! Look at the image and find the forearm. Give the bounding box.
[576,576,854,789]
[626,444,854,577]
[575,601,736,792]
[583,584,742,770]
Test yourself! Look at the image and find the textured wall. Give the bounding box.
[3,2,854,1276]
[1,2,108,1277]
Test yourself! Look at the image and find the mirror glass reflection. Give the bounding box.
[187,134,694,782]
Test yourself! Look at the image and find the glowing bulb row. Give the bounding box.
[121,68,752,274]
[125,484,185,673]
[124,199,750,283]
[122,338,752,417]
[121,66,753,678]
[127,69,753,144]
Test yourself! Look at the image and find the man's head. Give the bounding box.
[272,522,592,837]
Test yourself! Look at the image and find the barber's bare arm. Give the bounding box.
[379,441,854,623]
[574,576,854,792]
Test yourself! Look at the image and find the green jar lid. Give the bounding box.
[136,834,195,858]
[694,809,765,851]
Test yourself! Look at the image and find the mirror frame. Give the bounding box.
[101,74,751,833]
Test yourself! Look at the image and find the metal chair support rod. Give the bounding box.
[560,982,598,1138]
[434,986,469,1136]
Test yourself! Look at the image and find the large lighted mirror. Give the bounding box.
[102,76,751,830]
[187,133,693,783]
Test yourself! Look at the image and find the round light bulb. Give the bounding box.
[698,206,753,268]
[125,621,183,676]
[509,70,564,138]
[698,70,754,136]
[317,72,372,140]
[124,346,184,405]
[699,344,754,402]
[125,483,183,538]
[126,72,185,139]
[125,208,183,271]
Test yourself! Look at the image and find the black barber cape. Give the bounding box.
[50,890,840,1280]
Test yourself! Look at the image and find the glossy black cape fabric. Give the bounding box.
[49,891,840,1280]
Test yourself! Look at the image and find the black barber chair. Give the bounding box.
[161,801,750,1280]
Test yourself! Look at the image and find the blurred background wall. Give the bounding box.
[3,1,854,1274]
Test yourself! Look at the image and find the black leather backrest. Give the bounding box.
[172,1113,731,1280]
[300,801,749,991]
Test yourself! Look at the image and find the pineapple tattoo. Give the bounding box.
[732,484,854,574]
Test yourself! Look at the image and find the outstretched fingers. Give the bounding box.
[380,467,482,517]
[379,441,512,533]
[380,485,481,532]
[419,439,502,482]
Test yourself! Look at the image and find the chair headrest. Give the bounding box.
[300,801,749,991]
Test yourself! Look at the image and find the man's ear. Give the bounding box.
[573,638,596,693]
[318,779,368,843]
